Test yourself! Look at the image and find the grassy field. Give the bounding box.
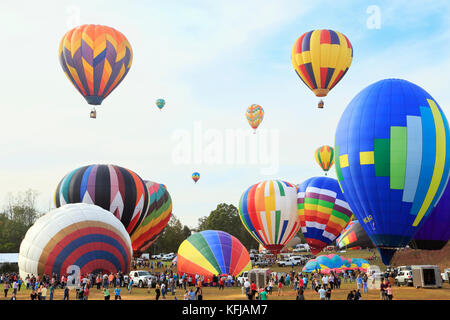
[6,281,450,300]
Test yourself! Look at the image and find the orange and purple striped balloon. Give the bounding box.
[59,24,133,106]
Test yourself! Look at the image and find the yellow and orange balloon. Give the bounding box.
[291,29,352,107]
[246,104,264,132]
[315,145,334,174]
[59,24,133,111]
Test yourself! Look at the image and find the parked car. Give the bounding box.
[129,270,157,288]
[441,268,450,283]
[277,256,304,267]
[255,259,272,267]
[161,253,175,261]
[395,270,414,286]
[151,254,162,260]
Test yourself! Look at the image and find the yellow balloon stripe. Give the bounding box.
[178,241,218,274]
[413,99,446,226]
[264,181,276,244]
[310,30,322,89]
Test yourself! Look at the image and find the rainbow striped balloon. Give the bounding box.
[192,172,200,183]
[177,230,251,277]
[246,104,264,131]
[297,176,353,255]
[239,180,300,254]
[18,203,132,279]
[59,24,133,106]
[131,181,172,254]
[315,145,334,173]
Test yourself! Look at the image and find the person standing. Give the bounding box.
[363,273,369,293]
[386,284,393,300]
[63,286,70,300]
[318,285,326,300]
[250,281,257,300]
[83,285,90,300]
[196,285,203,300]
[277,279,283,296]
[30,289,38,300]
[3,279,9,298]
[49,284,55,300]
[325,288,332,300]
[103,287,110,300]
[114,286,122,300]
[296,286,305,300]
[155,283,161,300]
[41,285,47,300]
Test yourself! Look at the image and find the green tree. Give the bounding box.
[149,214,191,254]
[197,203,258,250]
[0,189,42,252]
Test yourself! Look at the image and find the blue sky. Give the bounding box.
[1,0,450,227]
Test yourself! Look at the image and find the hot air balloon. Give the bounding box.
[130,181,172,255]
[156,98,165,110]
[297,176,353,255]
[18,203,132,279]
[336,220,374,250]
[246,104,264,133]
[291,29,353,108]
[177,230,252,278]
[239,180,300,254]
[315,145,335,175]
[59,24,133,118]
[192,172,200,183]
[410,181,450,250]
[54,164,149,236]
[334,79,450,265]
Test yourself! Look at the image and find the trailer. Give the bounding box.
[411,265,442,289]
[248,268,272,289]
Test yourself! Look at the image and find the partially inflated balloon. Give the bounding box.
[315,145,334,174]
[177,230,251,277]
[54,164,149,236]
[130,181,172,254]
[246,104,264,132]
[335,79,450,265]
[291,29,352,99]
[410,181,450,250]
[59,24,133,106]
[192,172,200,183]
[18,203,132,279]
[297,176,353,255]
[336,220,374,250]
[239,180,300,254]
[156,98,165,110]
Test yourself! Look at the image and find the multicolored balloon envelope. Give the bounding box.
[130,181,172,254]
[302,254,369,274]
[315,145,334,174]
[239,180,300,254]
[297,176,353,255]
[246,104,264,132]
[54,164,149,236]
[192,172,200,183]
[410,180,450,250]
[291,29,353,98]
[59,24,133,106]
[335,79,450,265]
[336,220,374,250]
[155,98,166,110]
[18,203,132,279]
[177,230,251,277]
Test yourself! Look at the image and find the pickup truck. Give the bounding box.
[129,270,157,288]
[277,256,304,267]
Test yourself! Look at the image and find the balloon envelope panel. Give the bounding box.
[411,180,450,250]
[59,24,133,105]
[336,220,374,249]
[297,176,353,254]
[18,203,132,279]
[334,79,450,264]
[54,164,149,236]
[130,181,172,254]
[177,230,251,277]
[239,180,300,254]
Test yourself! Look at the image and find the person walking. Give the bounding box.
[63,286,70,300]
[196,285,203,301]
[296,286,305,300]
[155,283,161,300]
[103,287,110,300]
[318,285,326,300]
[3,279,9,298]
[325,288,332,300]
[277,279,283,296]
[114,286,122,300]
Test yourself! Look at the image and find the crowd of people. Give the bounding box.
[0,259,396,301]
[240,268,394,301]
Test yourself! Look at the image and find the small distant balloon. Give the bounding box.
[315,145,334,175]
[192,172,200,183]
[246,104,264,133]
[156,98,166,110]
